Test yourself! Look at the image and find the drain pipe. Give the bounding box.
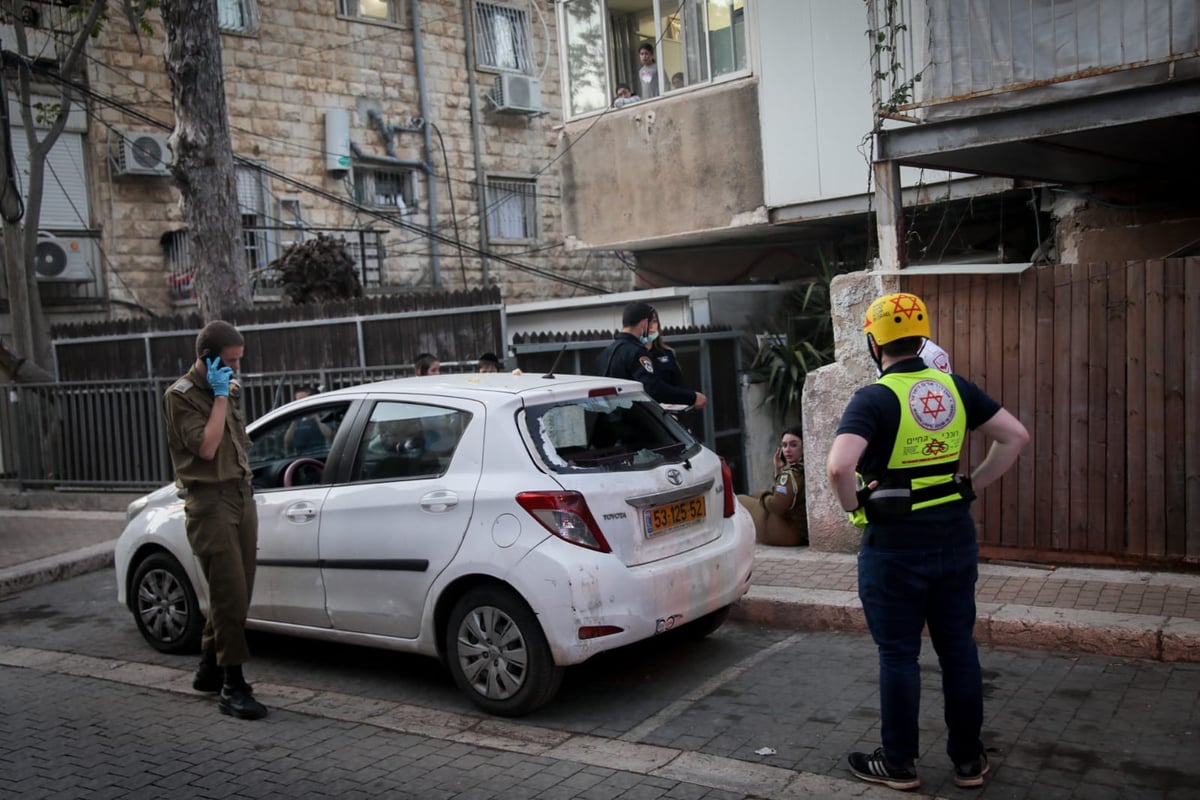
[411,0,441,286]
[461,0,491,286]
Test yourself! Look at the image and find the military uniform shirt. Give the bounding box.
[164,364,252,486]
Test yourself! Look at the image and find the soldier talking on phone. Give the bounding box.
[163,320,266,720]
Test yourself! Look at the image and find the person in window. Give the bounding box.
[637,43,659,99]
[671,72,685,91]
[477,352,501,373]
[283,385,332,455]
[738,426,808,546]
[414,352,440,376]
[613,82,641,108]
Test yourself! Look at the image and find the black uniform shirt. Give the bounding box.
[593,332,697,406]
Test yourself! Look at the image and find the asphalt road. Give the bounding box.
[2,571,1198,799]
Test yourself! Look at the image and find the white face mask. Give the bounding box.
[642,331,659,344]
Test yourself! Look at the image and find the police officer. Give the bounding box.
[164,320,267,720]
[594,301,707,409]
[826,293,1027,791]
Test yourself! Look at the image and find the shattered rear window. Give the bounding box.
[524,393,701,473]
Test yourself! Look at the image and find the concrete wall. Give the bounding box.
[802,269,896,553]
[558,80,764,250]
[73,0,632,321]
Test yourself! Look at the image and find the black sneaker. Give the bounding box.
[219,684,268,720]
[954,752,989,788]
[847,748,920,791]
[192,655,221,693]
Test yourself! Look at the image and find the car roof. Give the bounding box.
[319,372,645,404]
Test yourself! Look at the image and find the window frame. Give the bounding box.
[353,166,418,214]
[556,0,752,120]
[473,0,537,75]
[337,0,405,27]
[483,174,539,243]
[218,0,260,35]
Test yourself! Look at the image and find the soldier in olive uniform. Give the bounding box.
[163,320,266,720]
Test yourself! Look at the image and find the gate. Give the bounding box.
[905,258,1199,566]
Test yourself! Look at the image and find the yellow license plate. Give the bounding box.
[644,496,706,537]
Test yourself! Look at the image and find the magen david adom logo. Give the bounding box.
[908,379,956,432]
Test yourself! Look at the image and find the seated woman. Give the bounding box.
[739,426,808,546]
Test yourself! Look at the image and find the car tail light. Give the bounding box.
[587,387,618,398]
[720,457,735,518]
[516,491,612,553]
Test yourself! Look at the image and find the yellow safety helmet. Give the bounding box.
[863,292,931,346]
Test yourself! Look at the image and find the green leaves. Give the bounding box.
[751,266,837,423]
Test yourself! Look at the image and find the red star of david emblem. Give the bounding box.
[919,389,946,419]
[890,294,922,319]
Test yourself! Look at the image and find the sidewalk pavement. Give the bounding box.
[2,492,1199,663]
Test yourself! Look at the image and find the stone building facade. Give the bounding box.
[12,0,632,324]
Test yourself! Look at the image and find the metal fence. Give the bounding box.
[0,330,752,493]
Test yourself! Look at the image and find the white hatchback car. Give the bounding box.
[117,373,755,715]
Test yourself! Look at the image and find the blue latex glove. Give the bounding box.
[205,356,234,397]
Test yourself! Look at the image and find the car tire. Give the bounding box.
[445,586,563,716]
[131,551,203,655]
[679,605,731,641]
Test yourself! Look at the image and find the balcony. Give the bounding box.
[869,0,1200,184]
[167,226,387,302]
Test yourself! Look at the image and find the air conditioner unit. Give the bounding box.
[113,131,173,177]
[493,73,542,114]
[34,232,94,282]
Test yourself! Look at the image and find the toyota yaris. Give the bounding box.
[117,372,755,715]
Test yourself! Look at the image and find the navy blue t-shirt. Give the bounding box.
[836,357,1001,480]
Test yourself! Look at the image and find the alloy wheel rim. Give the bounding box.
[136,567,188,643]
[455,604,528,700]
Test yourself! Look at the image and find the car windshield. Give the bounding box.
[524,393,701,473]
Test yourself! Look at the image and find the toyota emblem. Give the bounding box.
[666,469,683,486]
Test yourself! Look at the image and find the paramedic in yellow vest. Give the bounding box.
[826,293,1028,792]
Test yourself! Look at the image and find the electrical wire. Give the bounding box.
[21,55,610,295]
[429,120,468,289]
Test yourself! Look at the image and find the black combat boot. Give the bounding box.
[218,665,268,720]
[192,649,221,693]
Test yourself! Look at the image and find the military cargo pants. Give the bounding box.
[184,481,257,666]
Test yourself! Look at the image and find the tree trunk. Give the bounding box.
[160,0,251,319]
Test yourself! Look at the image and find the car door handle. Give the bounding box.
[285,501,318,523]
[420,490,458,512]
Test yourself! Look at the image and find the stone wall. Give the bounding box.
[79,0,632,320]
[802,269,897,553]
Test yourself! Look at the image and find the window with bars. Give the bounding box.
[218,0,259,34]
[474,1,535,73]
[485,177,537,241]
[354,167,417,214]
[338,0,404,25]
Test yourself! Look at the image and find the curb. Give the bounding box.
[732,585,1200,663]
[0,541,117,598]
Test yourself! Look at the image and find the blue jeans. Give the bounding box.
[857,517,983,766]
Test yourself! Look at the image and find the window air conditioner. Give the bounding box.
[113,131,173,177]
[492,74,542,114]
[34,232,94,282]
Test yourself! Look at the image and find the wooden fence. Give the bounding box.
[905,258,1199,567]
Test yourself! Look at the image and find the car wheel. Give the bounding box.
[445,586,563,716]
[679,605,731,641]
[131,552,203,654]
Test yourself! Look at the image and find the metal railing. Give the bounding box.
[0,330,751,492]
